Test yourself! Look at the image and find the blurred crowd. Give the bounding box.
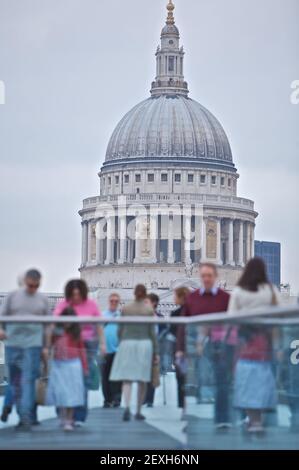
[0,258,298,434]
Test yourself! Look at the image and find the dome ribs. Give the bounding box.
[104,95,233,169]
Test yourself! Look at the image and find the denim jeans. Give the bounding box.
[210,343,235,425]
[74,340,99,423]
[6,346,41,425]
[3,384,14,408]
[196,354,215,403]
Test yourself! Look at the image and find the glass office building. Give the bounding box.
[255,241,281,286]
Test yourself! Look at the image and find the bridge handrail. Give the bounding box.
[0,305,298,325]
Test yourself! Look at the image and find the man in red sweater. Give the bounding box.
[176,263,234,429]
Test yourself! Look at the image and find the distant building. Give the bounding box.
[255,241,281,286]
[79,1,258,305]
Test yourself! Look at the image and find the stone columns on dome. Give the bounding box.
[167,214,175,263]
[80,209,255,270]
[251,224,255,258]
[184,213,192,265]
[227,219,235,266]
[87,221,93,264]
[216,218,223,266]
[127,239,133,264]
[95,220,102,265]
[134,217,141,264]
[81,222,88,266]
[201,217,207,262]
[246,223,250,262]
[238,221,244,267]
[105,216,114,265]
[118,215,127,264]
[150,214,158,263]
[246,222,254,262]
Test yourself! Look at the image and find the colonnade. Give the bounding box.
[81,215,255,268]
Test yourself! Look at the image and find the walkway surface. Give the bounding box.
[187,403,299,450]
[0,407,182,450]
[188,416,299,450]
[1,375,298,450]
[0,374,185,450]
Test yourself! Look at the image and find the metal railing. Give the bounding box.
[0,304,298,325]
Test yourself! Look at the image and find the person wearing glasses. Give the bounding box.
[0,269,51,431]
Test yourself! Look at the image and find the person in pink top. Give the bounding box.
[54,279,106,425]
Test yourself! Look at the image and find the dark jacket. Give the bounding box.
[170,306,183,338]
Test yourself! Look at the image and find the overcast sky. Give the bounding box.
[0,0,298,293]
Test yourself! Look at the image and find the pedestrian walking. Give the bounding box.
[176,263,234,429]
[110,284,159,422]
[170,287,190,416]
[54,279,106,426]
[102,293,122,408]
[228,257,280,433]
[1,273,25,424]
[46,307,88,432]
[144,293,161,408]
[0,269,51,431]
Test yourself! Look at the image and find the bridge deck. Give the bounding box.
[188,416,299,450]
[0,407,182,450]
[1,374,298,450]
[1,407,298,450]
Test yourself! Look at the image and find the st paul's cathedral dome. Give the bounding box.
[79,1,257,305]
[103,0,234,174]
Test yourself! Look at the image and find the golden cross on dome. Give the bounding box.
[166,0,175,25]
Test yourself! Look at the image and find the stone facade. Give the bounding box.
[80,264,242,293]
[79,2,258,298]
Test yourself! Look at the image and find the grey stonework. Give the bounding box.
[79,2,257,295]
